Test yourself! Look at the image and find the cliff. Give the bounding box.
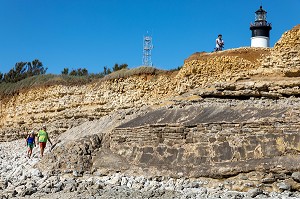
[1,24,300,193]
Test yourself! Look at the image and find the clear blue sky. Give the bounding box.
[0,0,299,74]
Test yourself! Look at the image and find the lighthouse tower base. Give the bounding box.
[251,36,270,47]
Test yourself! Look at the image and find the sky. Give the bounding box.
[0,0,299,75]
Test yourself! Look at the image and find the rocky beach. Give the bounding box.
[2,138,300,199]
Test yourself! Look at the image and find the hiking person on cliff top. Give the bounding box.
[37,125,52,157]
[25,131,36,158]
[215,34,224,51]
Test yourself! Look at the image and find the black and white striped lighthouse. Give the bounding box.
[250,6,272,47]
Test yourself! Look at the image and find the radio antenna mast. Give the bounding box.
[142,31,153,66]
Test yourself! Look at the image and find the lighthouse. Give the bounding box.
[250,6,272,47]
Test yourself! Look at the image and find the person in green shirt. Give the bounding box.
[37,125,52,157]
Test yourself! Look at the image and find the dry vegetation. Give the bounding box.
[185,47,271,64]
[0,66,171,97]
[0,74,93,97]
[102,66,165,80]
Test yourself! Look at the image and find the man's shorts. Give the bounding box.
[39,142,46,149]
[27,143,34,149]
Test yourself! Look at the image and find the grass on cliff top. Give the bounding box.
[102,66,164,80]
[0,66,170,97]
[0,74,93,97]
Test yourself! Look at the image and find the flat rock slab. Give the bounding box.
[118,103,287,128]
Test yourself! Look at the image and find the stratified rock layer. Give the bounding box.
[109,100,300,178]
[1,24,300,194]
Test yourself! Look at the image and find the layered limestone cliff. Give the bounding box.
[261,24,300,71]
[1,25,299,141]
[1,24,300,193]
[0,75,177,141]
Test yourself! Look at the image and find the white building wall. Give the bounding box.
[251,36,270,47]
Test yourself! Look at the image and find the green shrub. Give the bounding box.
[3,59,47,83]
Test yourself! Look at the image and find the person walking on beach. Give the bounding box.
[25,131,36,158]
[37,125,52,157]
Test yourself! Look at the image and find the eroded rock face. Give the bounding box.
[261,24,300,70]
[1,24,300,195]
[178,48,271,83]
[37,134,102,173]
[0,75,176,141]
[107,99,300,178]
[1,25,300,142]
[35,108,148,175]
[35,98,300,193]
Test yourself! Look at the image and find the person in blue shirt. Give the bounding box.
[25,131,36,158]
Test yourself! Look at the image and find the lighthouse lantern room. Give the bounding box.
[250,6,272,47]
